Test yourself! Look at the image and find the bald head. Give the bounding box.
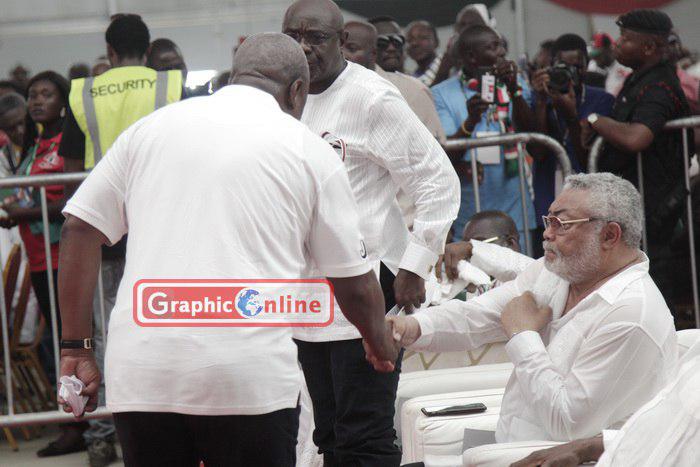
[231,33,310,119]
[342,21,377,69]
[284,0,344,32]
[283,0,347,92]
[463,210,520,252]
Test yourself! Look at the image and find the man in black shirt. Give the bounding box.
[582,9,692,317]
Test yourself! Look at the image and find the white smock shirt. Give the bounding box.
[296,61,459,342]
[597,338,700,466]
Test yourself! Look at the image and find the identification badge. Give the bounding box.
[481,73,496,103]
[473,131,500,165]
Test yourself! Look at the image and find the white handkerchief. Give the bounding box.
[58,375,89,417]
[457,260,491,286]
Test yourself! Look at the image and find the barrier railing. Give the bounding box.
[0,172,115,427]
[587,116,700,327]
[444,132,573,257]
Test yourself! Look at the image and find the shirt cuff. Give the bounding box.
[399,241,439,281]
[505,330,546,364]
[407,311,435,349]
[602,430,619,451]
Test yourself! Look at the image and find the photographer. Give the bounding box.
[432,24,536,245]
[528,34,614,256]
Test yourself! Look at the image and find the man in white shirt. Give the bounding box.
[56,33,398,467]
[282,1,460,465]
[509,337,700,467]
[381,173,677,444]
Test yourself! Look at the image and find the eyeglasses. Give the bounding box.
[377,34,406,50]
[542,215,603,233]
[284,30,338,46]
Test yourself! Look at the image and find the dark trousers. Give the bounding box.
[31,270,60,387]
[114,408,299,467]
[295,263,403,467]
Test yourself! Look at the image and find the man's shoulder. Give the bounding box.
[345,63,403,101]
[430,75,460,95]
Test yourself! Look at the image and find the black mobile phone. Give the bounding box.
[421,403,488,417]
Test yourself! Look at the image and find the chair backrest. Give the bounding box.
[10,266,32,350]
[2,243,21,312]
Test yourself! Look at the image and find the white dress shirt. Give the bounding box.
[597,339,699,467]
[296,61,460,342]
[63,85,371,415]
[411,255,677,442]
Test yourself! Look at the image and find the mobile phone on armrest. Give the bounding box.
[421,403,487,417]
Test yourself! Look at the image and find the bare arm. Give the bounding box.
[56,214,109,414]
[328,272,398,371]
[591,117,654,154]
[58,214,108,340]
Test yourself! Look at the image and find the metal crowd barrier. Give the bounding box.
[0,171,115,427]
[587,116,700,327]
[444,132,573,257]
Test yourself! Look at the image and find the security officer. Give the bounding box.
[57,13,182,467]
[583,9,692,320]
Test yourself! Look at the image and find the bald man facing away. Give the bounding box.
[57,33,398,467]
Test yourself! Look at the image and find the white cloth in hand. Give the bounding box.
[58,375,88,417]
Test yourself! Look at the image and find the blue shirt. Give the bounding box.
[432,74,536,238]
[531,85,614,224]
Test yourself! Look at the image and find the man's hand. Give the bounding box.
[551,82,578,123]
[362,322,401,372]
[386,315,422,347]
[494,60,519,94]
[435,241,473,282]
[465,95,490,129]
[501,291,552,337]
[580,116,598,150]
[58,349,100,416]
[394,269,425,313]
[530,68,550,99]
[510,437,604,467]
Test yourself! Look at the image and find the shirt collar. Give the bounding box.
[214,84,281,111]
[624,61,673,88]
[590,252,650,305]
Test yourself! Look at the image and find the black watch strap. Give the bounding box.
[60,338,93,350]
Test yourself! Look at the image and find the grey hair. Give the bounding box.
[0,92,26,117]
[563,172,643,248]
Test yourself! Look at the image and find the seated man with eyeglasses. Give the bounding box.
[379,172,678,444]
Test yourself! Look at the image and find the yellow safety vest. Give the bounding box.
[69,66,182,169]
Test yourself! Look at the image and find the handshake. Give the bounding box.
[362,291,552,372]
[362,314,423,372]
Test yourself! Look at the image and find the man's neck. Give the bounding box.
[569,248,641,301]
[632,56,663,76]
[112,57,145,68]
[416,52,437,73]
[309,59,347,95]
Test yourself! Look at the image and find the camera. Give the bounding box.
[547,63,580,94]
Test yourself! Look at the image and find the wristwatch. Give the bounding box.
[60,338,93,350]
[587,113,599,127]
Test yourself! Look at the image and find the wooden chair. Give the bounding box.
[1,244,22,449]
